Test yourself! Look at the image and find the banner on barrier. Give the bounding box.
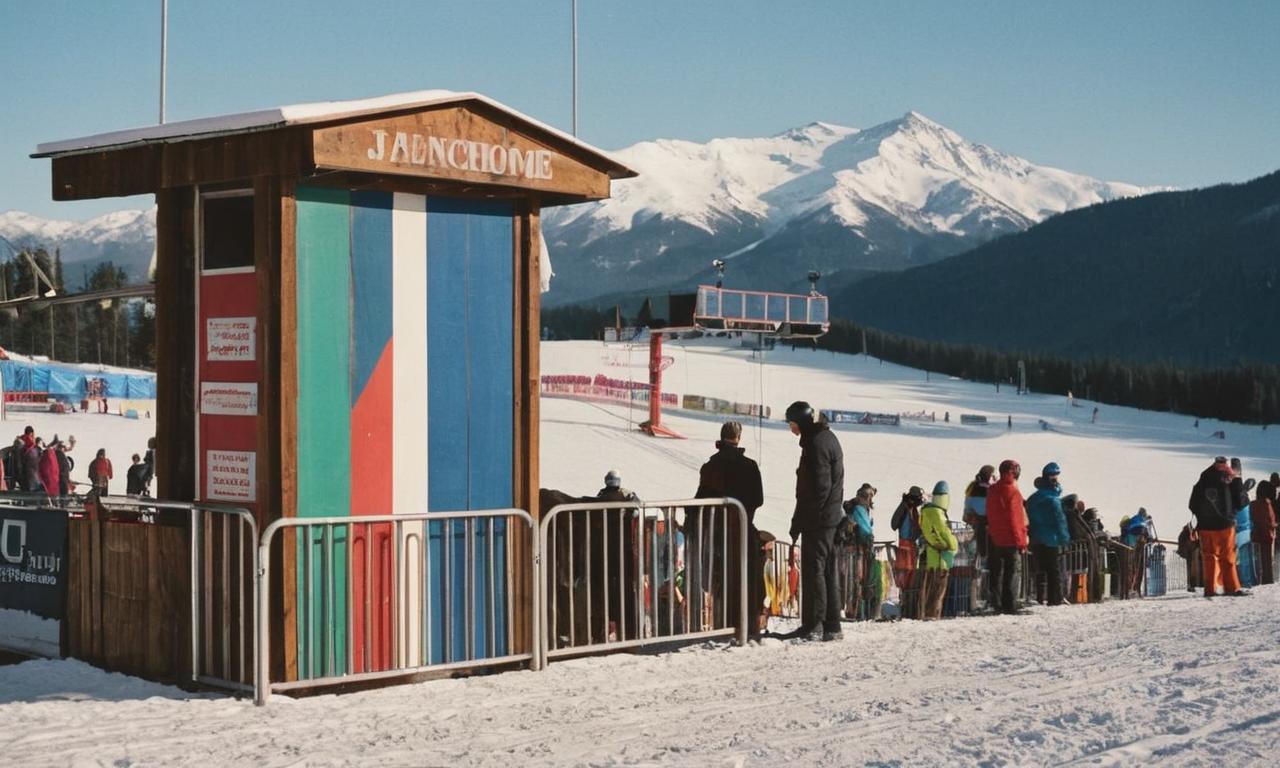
[821,409,901,427]
[0,509,68,620]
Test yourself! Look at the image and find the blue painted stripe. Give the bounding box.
[465,201,514,654]
[350,191,394,403]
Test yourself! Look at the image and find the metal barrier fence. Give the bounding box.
[0,493,256,690]
[766,539,801,619]
[539,498,747,663]
[256,509,538,705]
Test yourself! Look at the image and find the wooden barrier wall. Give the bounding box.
[64,516,192,681]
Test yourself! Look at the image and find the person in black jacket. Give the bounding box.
[126,453,150,495]
[1189,456,1250,597]
[784,401,845,641]
[694,421,765,637]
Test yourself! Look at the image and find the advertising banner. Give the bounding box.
[0,509,68,620]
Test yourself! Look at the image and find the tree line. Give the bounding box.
[818,319,1279,425]
[0,248,155,370]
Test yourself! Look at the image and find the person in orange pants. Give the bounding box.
[1188,457,1250,598]
[1198,527,1241,596]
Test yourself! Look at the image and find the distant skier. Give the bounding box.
[919,481,958,620]
[985,459,1028,614]
[782,400,845,641]
[694,421,765,638]
[1187,457,1249,597]
[1026,463,1069,606]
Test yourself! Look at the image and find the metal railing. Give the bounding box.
[766,539,801,619]
[0,492,256,691]
[256,509,537,706]
[539,498,748,664]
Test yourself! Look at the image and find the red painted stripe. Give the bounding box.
[350,340,394,671]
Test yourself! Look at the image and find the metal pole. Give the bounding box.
[159,0,168,124]
[571,0,578,137]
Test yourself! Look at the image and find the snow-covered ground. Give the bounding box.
[2,589,1278,766]
[3,340,1278,765]
[540,339,1279,540]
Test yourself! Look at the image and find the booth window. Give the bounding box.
[202,193,255,271]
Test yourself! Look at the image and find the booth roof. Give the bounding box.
[32,89,635,177]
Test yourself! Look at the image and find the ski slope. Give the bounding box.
[540,340,1279,540]
[3,342,1278,766]
[2,590,1278,766]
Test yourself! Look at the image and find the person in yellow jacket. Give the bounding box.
[920,481,959,620]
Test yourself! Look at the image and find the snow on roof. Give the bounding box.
[33,89,635,176]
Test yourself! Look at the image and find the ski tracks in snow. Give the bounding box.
[3,590,1280,766]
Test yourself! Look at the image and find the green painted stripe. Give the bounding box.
[294,184,352,678]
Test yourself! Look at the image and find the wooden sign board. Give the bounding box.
[313,107,610,199]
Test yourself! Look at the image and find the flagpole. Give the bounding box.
[160,0,168,124]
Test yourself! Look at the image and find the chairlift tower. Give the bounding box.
[634,275,831,439]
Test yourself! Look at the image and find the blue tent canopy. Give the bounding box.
[0,360,156,400]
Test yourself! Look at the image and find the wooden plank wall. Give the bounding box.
[507,202,542,655]
[63,517,192,681]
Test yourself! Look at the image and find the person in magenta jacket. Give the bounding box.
[37,438,61,497]
[985,459,1028,613]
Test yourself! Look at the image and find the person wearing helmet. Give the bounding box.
[920,481,959,620]
[596,469,639,640]
[1026,462,1070,606]
[782,400,845,641]
[597,469,635,503]
[985,459,1028,613]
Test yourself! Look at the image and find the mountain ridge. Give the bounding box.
[543,111,1161,305]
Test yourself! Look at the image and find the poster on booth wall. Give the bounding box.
[200,382,259,416]
[206,317,256,361]
[205,449,257,502]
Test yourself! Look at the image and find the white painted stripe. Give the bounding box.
[392,193,428,668]
[392,193,429,516]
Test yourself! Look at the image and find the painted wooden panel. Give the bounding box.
[294,185,351,678]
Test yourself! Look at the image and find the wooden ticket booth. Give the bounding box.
[34,90,634,686]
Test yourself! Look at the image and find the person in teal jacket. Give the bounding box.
[920,481,958,620]
[1026,462,1070,605]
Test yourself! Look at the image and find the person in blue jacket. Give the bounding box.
[1026,462,1071,606]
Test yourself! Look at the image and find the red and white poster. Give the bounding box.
[200,382,259,416]
[205,449,257,502]
[198,271,259,510]
[206,317,256,361]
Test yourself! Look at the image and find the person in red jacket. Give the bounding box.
[89,448,114,495]
[1249,480,1277,584]
[985,459,1029,614]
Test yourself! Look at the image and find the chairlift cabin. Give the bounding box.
[28,90,634,688]
[626,283,830,438]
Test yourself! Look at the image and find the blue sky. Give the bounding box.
[2,0,1278,219]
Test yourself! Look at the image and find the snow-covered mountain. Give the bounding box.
[0,207,155,282]
[544,112,1161,305]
